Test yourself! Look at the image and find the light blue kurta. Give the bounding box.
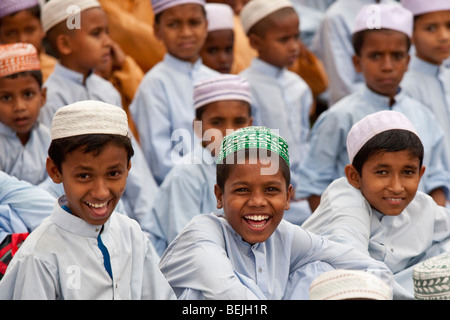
[401,56,450,169]
[40,62,159,234]
[147,144,221,256]
[310,0,396,104]
[296,85,450,199]
[129,54,219,185]
[0,195,176,300]
[302,177,450,299]
[159,212,394,300]
[0,122,51,185]
[0,171,55,243]
[39,63,122,127]
[240,58,312,190]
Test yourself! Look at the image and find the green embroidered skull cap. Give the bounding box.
[217,126,289,166]
[413,253,450,300]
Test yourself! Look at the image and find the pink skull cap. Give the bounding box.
[353,3,413,38]
[0,0,39,19]
[347,110,419,164]
[401,0,450,16]
[151,0,205,15]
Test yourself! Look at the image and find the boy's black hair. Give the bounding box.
[3,70,43,87]
[195,100,252,120]
[352,28,412,56]
[154,5,207,24]
[248,7,297,37]
[48,134,134,173]
[351,129,424,176]
[0,4,41,27]
[216,149,291,190]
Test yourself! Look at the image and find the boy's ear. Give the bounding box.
[55,34,73,56]
[154,23,162,41]
[344,164,361,189]
[46,157,63,184]
[285,184,293,211]
[248,33,261,51]
[214,184,224,209]
[352,54,362,73]
[40,86,47,108]
[248,116,253,126]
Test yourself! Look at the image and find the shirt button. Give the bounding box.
[95,227,100,232]
[258,267,263,273]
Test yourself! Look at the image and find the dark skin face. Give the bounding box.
[352,30,410,103]
[215,158,292,245]
[200,29,234,73]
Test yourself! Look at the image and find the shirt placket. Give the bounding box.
[252,244,268,296]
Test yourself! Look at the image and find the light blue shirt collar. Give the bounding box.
[250,58,285,79]
[163,53,204,75]
[53,63,92,85]
[52,195,111,238]
[361,84,404,108]
[410,55,441,77]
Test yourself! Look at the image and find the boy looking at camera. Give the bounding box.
[297,3,450,212]
[130,0,219,185]
[0,43,49,185]
[239,0,314,225]
[0,100,175,300]
[400,0,450,170]
[159,126,394,300]
[302,110,450,299]
[148,74,253,255]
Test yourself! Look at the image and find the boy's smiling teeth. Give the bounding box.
[85,201,108,208]
[245,214,269,221]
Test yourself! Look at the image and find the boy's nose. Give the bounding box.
[91,179,110,199]
[388,175,405,193]
[12,99,26,113]
[247,191,267,207]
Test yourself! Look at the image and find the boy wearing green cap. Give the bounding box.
[159,126,394,300]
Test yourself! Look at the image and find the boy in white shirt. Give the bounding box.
[0,101,175,300]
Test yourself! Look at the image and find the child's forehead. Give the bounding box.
[364,149,420,167]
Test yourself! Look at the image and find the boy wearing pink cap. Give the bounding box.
[303,110,450,299]
[0,0,57,83]
[129,0,219,185]
[400,0,450,173]
[0,43,50,185]
[297,3,450,212]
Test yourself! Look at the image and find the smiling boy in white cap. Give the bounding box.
[39,0,161,238]
[302,110,450,299]
[159,125,394,300]
[400,0,450,172]
[297,3,450,212]
[0,100,176,300]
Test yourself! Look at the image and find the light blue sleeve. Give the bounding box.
[0,171,55,232]
[311,8,364,104]
[289,226,394,296]
[150,164,205,255]
[120,134,159,234]
[296,109,350,198]
[159,216,265,300]
[130,75,175,185]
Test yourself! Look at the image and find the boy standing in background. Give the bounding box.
[130,0,219,185]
